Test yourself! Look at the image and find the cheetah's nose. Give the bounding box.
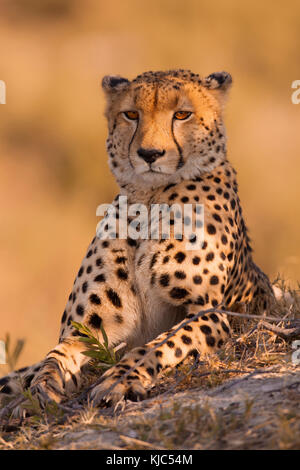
[137,147,165,164]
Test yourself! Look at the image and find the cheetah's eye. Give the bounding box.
[173,111,192,121]
[123,111,139,121]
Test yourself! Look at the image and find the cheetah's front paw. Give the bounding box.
[89,368,148,408]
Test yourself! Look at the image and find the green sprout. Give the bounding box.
[71,321,119,370]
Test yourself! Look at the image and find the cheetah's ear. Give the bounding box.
[102,75,130,95]
[203,72,232,93]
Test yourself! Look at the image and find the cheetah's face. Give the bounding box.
[102,70,232,188]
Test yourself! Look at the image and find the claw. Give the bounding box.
[114,397,126,413]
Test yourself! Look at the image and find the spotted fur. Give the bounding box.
[0,69,275,410]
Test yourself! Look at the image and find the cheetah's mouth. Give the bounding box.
[141,167,174,176]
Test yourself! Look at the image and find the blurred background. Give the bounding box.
[0,0,300,369]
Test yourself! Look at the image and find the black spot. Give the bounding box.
[106,289,122,308]
[89,313,102,329]
[175,348,183,357]
[76,304,85,316]
[170,287,188,299]
[210,313,220,323]
[193,275,202,285]
[61,310,67,323]
[78,267,83,277]
[213,213,222,223]
[86,265,92,274]
[221,321,230,334]
[117,268,128,280]
[138,348,146,355]
[195,295,205,305]
[193,256,200,265]
[169,192,178,201]
[200,325,212,335]
[207,224,216,235]
[146,367,155,377]
[89,294,101,305]
[206,252,214,262]
[186,184,196,191]
[96,257,103,267]
[183,325,193,331]
[181,196,189,203]
[166,243,174,251]
[167,340,175,348]
[150,252,159,268]
[155,350,163,357]
[113,313,123,324]
[87,250,93,258]
[163,256,169,264]
[181,335,192,345]
[116,256,127,264]
[206,336,216,347]
[221,235,228,245]
[175,271,186,279]
[82,281,88,293]
[127,237,137,247]
[210,275,219,285]
[163,183,176,192]
[159,274,170,287]
[94,274,106,283]
[174,252,186,263]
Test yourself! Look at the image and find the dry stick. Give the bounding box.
[119,435,166,450]
[75,307,296,407]
[259,320,300,340]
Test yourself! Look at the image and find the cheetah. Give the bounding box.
[0,69,276,412]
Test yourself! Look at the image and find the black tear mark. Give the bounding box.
[171,119,184,170]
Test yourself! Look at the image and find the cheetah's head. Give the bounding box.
[102,70,232,189]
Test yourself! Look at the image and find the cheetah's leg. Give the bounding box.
[28,339,90,405]
[0,342,89,417]
[1,235,142,414]
[89,305,231,406]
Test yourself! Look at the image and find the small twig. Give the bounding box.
[259,320,300,340]
[119,434,166,450]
